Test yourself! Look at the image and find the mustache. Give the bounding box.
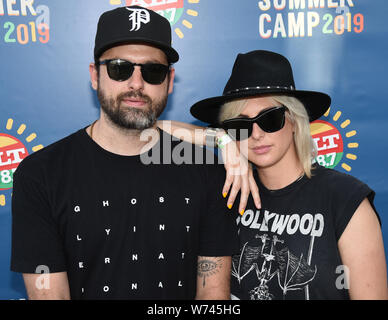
[117,90,152,104]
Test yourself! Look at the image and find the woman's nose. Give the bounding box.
[250,122,265,140]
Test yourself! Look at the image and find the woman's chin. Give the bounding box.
[248,152,276,169]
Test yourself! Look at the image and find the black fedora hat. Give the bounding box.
[190,50,330,125]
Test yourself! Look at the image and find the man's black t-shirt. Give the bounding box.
[231,165,379,300]
[11,128,239,299]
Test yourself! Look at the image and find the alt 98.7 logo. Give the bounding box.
[0,119,43,206]
[0,133,28,189]
[310,107,358,172]
[110,0,200,39]
[311,120,343,169]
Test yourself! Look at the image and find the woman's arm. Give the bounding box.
[157,120,207,146]
[157,120,261,213]
[338,198,388,299]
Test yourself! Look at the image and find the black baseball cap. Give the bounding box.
[94,6,179,63]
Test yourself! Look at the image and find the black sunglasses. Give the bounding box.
[222,106,287,141]
[98,59,170,85]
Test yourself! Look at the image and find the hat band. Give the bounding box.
[225,85,295,95]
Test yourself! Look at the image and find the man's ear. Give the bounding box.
[89,63,98,90]
[167,67,175,95]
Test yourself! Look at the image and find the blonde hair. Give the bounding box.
[218,95,316,178]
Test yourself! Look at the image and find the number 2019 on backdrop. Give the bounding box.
[1,3,50,45]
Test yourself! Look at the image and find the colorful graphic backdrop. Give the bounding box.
[1,0,387,299]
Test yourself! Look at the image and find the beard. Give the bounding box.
[97,86,168,131]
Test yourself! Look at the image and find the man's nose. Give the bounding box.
[126,66,144,90]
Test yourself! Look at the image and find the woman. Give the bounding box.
[163,50,388,299]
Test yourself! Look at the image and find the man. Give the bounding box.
[10,6,238,300]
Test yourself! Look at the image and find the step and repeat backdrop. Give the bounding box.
[0,0,387,299]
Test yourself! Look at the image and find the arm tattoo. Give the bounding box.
[197,257,223,287]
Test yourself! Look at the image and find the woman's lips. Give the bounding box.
[251,145,272,154]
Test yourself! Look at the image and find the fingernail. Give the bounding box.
[223,192,227,198]
[227,204,232,209]
[240,209,245,216]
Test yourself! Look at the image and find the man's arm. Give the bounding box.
[195,256,231,300]
[23,272,71,300]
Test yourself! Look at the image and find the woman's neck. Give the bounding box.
[257,146,304,191]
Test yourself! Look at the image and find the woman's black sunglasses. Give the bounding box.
[221,106,287,141]
[98,59,170,85]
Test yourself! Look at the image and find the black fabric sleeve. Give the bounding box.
[198,161,240,256]
[331,172,380,241]
[11,169,67,273]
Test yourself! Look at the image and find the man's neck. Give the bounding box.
[87,116,160,156]
[257,145,304,191]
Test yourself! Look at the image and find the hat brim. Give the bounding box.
[94,37,179,63]
[190,88,331,125]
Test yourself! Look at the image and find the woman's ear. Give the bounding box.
[285,111,296,134]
